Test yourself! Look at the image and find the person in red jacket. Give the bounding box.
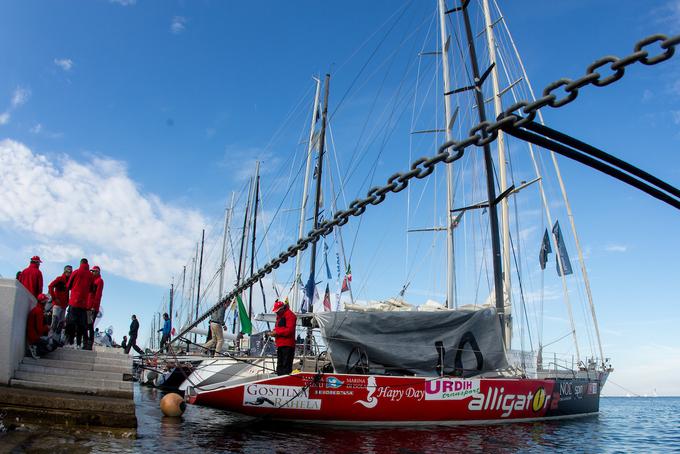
[26,293,51,359]
[268,300,297,375]
[85,266,104,350]
[66,258,93,348]
[18,256,44,299]
[48,265,72,336]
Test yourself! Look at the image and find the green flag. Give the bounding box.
[236,294,252,335]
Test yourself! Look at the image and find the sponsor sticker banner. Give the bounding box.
[425,379,480,401]
[243,384,321,411]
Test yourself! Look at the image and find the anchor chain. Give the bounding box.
[170,33,680,344]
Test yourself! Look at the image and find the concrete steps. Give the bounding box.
[10,378,132,399]
[17,363,124,381]
[20,357,128,373]
[44,348,132,366]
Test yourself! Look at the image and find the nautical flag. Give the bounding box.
[539,228,552,270]
[452,211,464,229]
[552,220,573,276]
[302,274,318,313]
[341,264,352,293]
[323,284,331,311]
[235,294,252,335]
[323,240,332,280]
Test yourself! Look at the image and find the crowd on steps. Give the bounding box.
[17,255,109,359]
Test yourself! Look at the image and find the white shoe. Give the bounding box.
[29,345,39,359]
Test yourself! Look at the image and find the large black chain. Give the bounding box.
[171,33,680,343]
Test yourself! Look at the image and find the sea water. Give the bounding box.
[0,385,678,453]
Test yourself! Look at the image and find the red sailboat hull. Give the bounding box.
[186,372,605,425]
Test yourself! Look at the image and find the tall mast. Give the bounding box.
[168,282,174,330]
[194,228,205,344]
[481,0,512,347]
[248,162,261,318]
[233,176,254,333]
[459,3,506,342]
[293,77,322,312]
[437,0,457,309]
[306,74,331,313]
[218,192,235,301]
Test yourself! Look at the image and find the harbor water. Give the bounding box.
[1,385,679,453]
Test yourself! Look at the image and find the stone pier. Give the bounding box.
[0,279,137,430]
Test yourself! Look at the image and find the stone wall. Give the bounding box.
[0,278,36,384]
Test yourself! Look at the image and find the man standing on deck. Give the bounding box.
[268,300,297,375]
[202,304,226,356]
[125,314,145,355]
[66,258,93,348]
[85,265,104,350]
[18,256,44,299]
[48,265,72,337]
[157,313,171,353]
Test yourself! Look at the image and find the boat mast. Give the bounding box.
[293,77,322,312]
[233,176,254,334]
[248,162,261,318]
[194,228,205,345]
[437,0,457,309]
[306,74,331,313]
[218,192,235,301]
[458,2,506,342]
[481,0,512,347]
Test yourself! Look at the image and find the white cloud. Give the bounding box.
[171,16,187,34]
[0,113,9,125]
[641,89,653,103]
[30,123,42,134]
[54,58,73,72]
[604,244,627,253]
[11,87,30,108]
[0,139,207,285]
[110,0,136,5]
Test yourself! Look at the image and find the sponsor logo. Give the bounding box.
[243,384,321,410]
[588,382,598,395]
[355,376,378,408]
[425,379,480,401]
[315,389,354,396]
[326,377,344,389]
[468,386,550,418]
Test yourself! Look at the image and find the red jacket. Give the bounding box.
[26,304,48,345]
[19,263,43,299]
[67,263,93,309]
[48,274,70,309]
[87,275,104,312]
[274,307,297,348]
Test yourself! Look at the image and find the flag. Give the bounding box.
[552,220,573,276]
[341,264,352,293]
[302,274,318,313]
[235,294,252,335]
[539,228,552,270]
[323,284,331,311]
[323,240,332,279]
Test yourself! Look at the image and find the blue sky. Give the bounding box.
[0,0,679,396]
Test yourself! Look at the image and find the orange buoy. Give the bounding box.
[160,393,186,417]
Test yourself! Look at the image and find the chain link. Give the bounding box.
[171,33,680,342]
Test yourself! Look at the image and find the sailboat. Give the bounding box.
[179,0,642,424]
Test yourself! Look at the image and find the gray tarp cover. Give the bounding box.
[315,309,507,376]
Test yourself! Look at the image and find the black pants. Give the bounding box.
[276,346,295,375]
[125,335,144,355]
[159,333,170,352]
[69,307,87,347]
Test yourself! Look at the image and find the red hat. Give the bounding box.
[37,293,49,303]
[92,266,101,272]
[31,256,42,263]
[272,300,286,312]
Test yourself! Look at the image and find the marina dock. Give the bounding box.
[0,279,136,430]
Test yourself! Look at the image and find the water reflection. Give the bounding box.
[1,385,678,453]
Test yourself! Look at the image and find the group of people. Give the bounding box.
[18,255,104,357]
